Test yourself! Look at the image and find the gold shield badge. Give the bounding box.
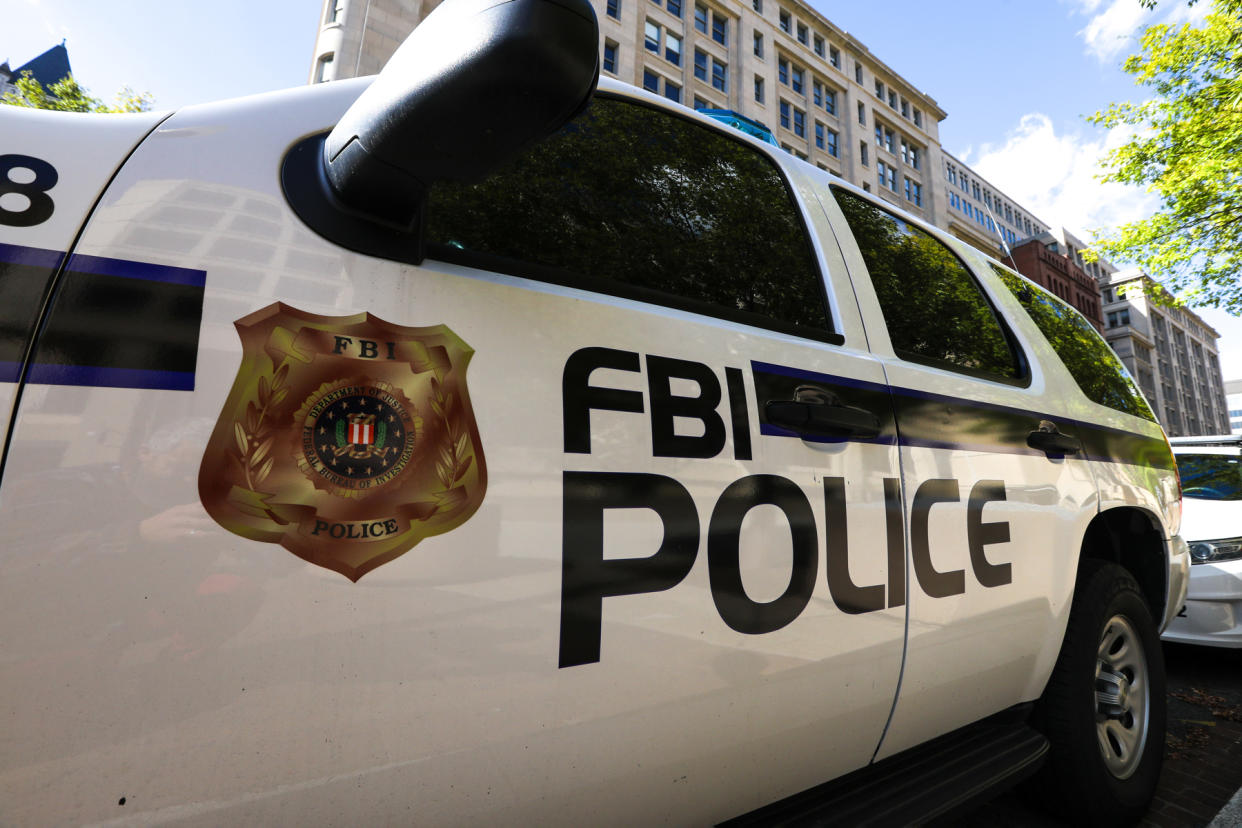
[199,303,486,581]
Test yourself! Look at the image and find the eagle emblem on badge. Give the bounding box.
[199,303,486,581]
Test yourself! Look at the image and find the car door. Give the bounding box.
[0,106,166,438]
[821,187,1098,759]
[0,83,903,824]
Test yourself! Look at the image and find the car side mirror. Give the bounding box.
[283,0,599,262]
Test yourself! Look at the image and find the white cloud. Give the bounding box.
[1071,0,1213,63]
[966,112,1158,243]
[1078,0,1152,62]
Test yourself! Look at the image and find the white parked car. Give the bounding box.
[0,0,1189,824]
[1164,435,1242,647]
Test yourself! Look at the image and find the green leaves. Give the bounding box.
[0,71,153,113]
[1089,0,1242,313]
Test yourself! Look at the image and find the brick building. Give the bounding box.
[1008,231,1104,330]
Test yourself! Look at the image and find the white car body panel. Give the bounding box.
[0,72,1184,822]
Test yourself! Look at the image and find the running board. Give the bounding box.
[720,707,1049,827]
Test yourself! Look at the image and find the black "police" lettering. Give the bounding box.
[559,471,698,668]
[559,472,1011,666]
[708,475,817,633]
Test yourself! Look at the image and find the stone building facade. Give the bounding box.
[309,0,1046,260]
[1098,269,1229,437]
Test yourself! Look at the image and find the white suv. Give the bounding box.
[0,0,1188,824]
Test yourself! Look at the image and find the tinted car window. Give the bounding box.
[991,264,1156,422]
[1176,453,1242,500]
[426,97,834,340]
[831,188,1021,381]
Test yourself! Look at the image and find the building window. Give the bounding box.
[875,79,884,98]
[643,69,660,92]
[874,124,894,153]
[666,32,681,65]
[694,95,709,109]
[314,52,335,83]
[754,75,764,103]
[813,34,825,56]
[664,80,681,104]
[711,56,728,92]
[603,41,618,74]
[905,177,922,206]
[1107,309,1132,328]
[753,30,763,57]
[877,160,896,191]
[900,139,920,169]
[645,20,660,52]
[825,126,838,157]
[823,86,836,115]
[326,0,345,24]
[712,13,728,45]
[796,22,808,44]
[779,100,791,130]
[913,108,922,128]
[793,106,805,137]
[855,61,863,83]
[778,58,788,85]
[606,0,620,17]
[829,46,840,68]
[973,182,981,200]
[695,4,708,32]
[791,66,803,94]
[694,49,708,82]
[752,0,762,11]
[860,141,868,165]
[814,121,824,149]
[900,98,909,118]
[857,101,865,125]
[779,8,791,32]
[888,90,897,109]
[667,0,682,15]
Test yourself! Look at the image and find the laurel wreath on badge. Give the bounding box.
[430,373,473,492]
[234,362,290,492]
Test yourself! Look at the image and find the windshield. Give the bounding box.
[1177,453,1242,500]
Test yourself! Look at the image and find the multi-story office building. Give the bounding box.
[309,0,1046,253]
[1099,269,1229,437]
[941,151,1047,262]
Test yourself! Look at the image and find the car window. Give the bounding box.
[425,96,836,342]
[1176,453,1242,500]
[830,188,1022,382]
[991,264,1155,422]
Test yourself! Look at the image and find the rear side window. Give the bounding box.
[991,264,1155,422]
[1176,453,1242,500]
[426,96,835,341]
[831,188,1023,382]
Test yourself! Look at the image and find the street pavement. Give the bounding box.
[955,641,1242,827]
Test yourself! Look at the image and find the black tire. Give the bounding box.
[1031,559,1166,826]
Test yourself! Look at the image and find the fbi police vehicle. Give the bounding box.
[0,0,1189,824]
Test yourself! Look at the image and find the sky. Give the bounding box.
[6,0,1241,380]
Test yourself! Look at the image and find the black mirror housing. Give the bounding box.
[324,0,598,230]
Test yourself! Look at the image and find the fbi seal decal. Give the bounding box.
[199,303,486,581]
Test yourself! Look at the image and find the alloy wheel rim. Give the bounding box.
[1094,613,1149,780]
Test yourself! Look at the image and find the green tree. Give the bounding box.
[1088,0,1242,312]
[1,71,153,113]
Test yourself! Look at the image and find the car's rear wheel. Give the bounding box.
[1032,559,1165,826]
